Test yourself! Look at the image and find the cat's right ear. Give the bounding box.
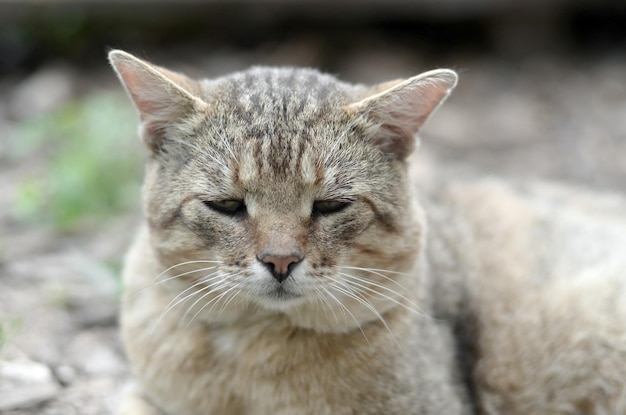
[108,50,208,152]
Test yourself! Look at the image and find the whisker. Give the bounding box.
[126,261,224,298]
[187,279,243,325]
[148,274,225,338]
[336,272,431,319]
[182,279,235,325]
[335,265,413,278]
[153,266,219,286]
[151,260,224,284]
[333,265,415,295]
[312,286,341,326]
[159,272,224,317]
[333,265,433,319]
[216,281,246,317]
[319,285,370,345]
[328,277,399,348]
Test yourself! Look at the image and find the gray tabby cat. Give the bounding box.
[109,49,626,415]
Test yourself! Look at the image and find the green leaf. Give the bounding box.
[10,91,143,232]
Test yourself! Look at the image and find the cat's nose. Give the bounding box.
[258,253,303,283]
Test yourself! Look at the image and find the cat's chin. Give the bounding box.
[252,288,308,311]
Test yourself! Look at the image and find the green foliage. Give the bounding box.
[11,92,143,232]
[102,258,125,296]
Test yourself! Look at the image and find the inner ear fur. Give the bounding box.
[347,69,458,159]
[108,50,207,152]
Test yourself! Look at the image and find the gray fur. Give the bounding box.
[109,50,626,415]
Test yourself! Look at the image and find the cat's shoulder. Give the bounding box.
[424,177,626,287]
[427,177,626,238]
[433,179,626,415]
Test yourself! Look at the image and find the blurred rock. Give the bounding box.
[67,331,126,377]
[9,64,76,121]
[0,359,60,411]
[54,365,77,386]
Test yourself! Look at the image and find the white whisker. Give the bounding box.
[312,286,341,326]
[335,265,413,278]
[154,266,218,286]
[328,276,400,348]
[217,281,246,316]
[187,279,244,325]
[148,273,225,338]
[151,260,224,284]
[160,272,223,316]
[336,272,431,319]
[182,279,235,325]
[334,265,415,295]
[319,284,370,345]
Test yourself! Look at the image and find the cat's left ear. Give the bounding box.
[347,69,458,159]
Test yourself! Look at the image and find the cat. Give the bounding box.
[109,49,626,415]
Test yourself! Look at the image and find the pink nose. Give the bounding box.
[258,254,303,283]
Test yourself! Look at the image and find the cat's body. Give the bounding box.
[110,50,626,415]
[430,180,626,414]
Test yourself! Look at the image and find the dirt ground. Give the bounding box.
[1,47,625,413]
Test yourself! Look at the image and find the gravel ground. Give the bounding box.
[1,48,625,414]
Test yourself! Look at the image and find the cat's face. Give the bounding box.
[110,51,456,331]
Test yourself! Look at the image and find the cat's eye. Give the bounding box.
[203,199,246,215]
[312,200,352,215]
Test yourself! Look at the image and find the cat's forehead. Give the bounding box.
[205,67,354,117]
[192,68,381,199]
[198,68,364,176]
[234,134,322,190]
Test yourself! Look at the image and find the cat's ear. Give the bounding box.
[347,69,457,159]
[108,50,207,152]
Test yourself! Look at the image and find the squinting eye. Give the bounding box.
[203,199,246,215]
[313,200,351,215]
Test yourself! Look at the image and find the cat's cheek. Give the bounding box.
[149,225,212,270]
[327,210,376,242]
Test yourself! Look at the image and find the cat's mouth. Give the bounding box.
[268,286,300,300]
[254,285,305,310]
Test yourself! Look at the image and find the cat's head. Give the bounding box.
[110,50,456,331]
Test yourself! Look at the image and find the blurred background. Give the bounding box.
[1,1,625,413]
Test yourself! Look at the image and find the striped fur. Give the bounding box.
[110,50,626,415]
